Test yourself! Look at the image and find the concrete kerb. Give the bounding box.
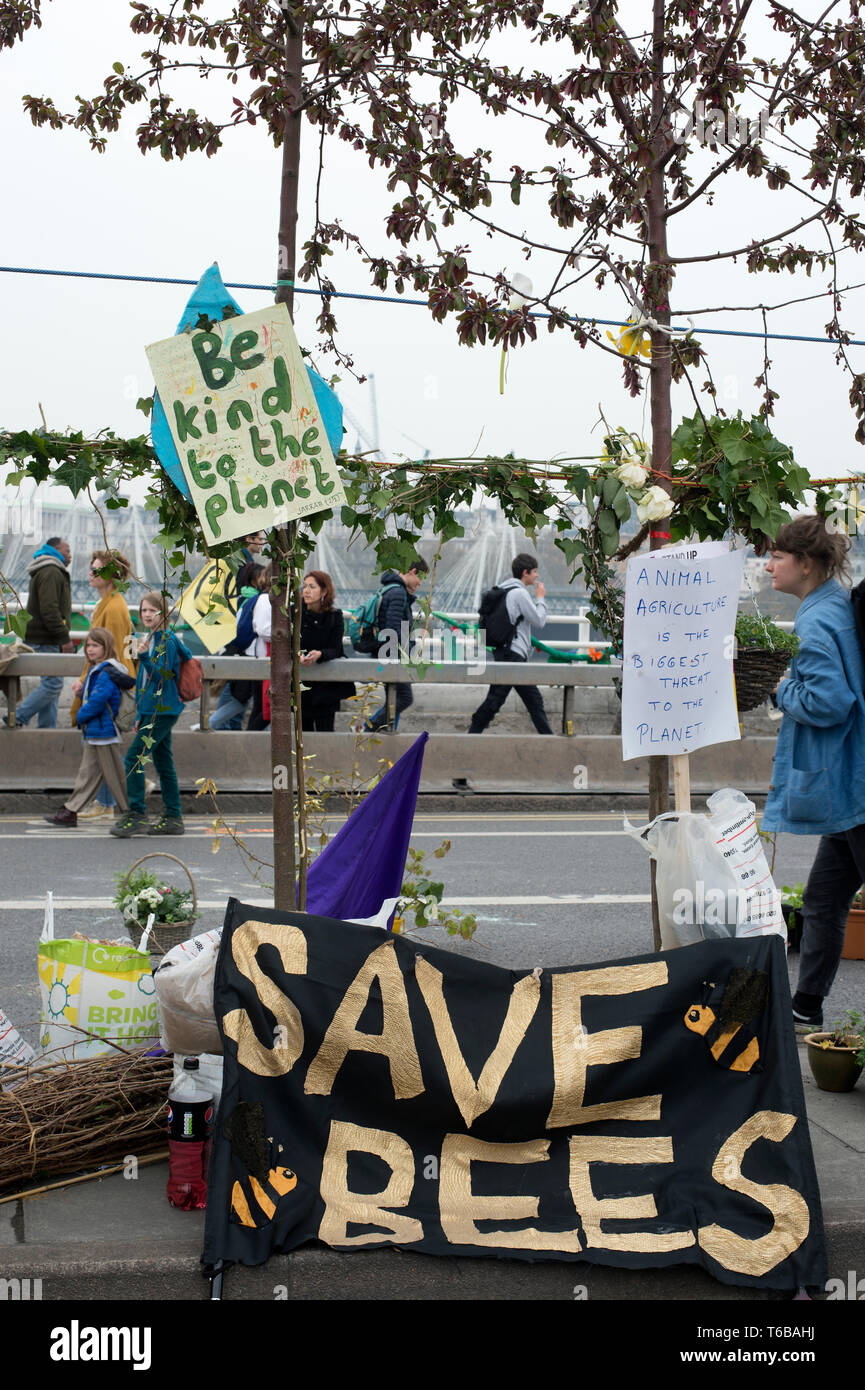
[0,729,778,796]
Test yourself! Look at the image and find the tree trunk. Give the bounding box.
[647,0,672,950]
[271,6,305,912]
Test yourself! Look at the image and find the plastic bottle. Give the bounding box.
[166,1057,214,1210]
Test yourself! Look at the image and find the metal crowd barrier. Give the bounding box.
[0,653,619,738]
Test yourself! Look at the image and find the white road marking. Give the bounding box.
[0,827,628,839]
[0,893,650,910]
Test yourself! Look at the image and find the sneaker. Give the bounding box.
[145,778,157,797]
[189,723,201,732]
[147,816,185,836]
[792,1006,823,1032]
[78,803,114,820]
[110,813,150,838]
[44,807,77,827]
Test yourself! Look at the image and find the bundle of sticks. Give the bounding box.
[0,1047,174,1195]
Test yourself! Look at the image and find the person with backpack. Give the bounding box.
[112,590,190,838]
[206,564,266,730]
[358,559,428,732]
[760,514,865,1030]
[43,628,133,827]
[72,548,136,820]
[247,563,275,731]
[468,552,554,735]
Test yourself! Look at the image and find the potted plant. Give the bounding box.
[844,888,865,961]
[804,1010,864,1093]
[734,613,799,712]
[780,882,804,952]
[113,854,198,956]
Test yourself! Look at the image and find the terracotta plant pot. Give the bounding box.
[843,906,865,961]
[804,1032,863,1093]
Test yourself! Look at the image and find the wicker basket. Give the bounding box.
[733,646,792,713]
[118,853,198,959]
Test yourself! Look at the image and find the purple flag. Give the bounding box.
[303,732,428,929]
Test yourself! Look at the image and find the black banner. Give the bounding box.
[203,900,826,1292]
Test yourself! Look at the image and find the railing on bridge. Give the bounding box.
[0,653,619,738]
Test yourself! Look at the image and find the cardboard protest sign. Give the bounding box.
[146,304,346,546]
[203,903,825,1292]
[177,558,239,654]
[622,541,745,760]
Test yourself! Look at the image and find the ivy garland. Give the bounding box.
[0,408,827,651]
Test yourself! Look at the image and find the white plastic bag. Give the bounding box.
[153,928,222,1055]
[172,1052,224,1109]
[627,788,785,950]
[0,1006,35,1075]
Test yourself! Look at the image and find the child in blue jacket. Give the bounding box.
[44,627,133,827]
[112,591,190,838]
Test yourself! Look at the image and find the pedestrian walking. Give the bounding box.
[233,531,267,598]
[363,559,428,732]
[111,591,189,838]
[247,564,274,731]
[72,549,136,819]
[760,515,865,1028]
[207,564,267,731]
[468,552,554,735]
[43,628,132,827]
[10,537,73,728]
[299,570,355,731]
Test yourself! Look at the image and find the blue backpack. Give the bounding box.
[224,594,258,656]
[347,584,402,653]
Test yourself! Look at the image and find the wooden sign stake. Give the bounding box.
[673,752,691,813]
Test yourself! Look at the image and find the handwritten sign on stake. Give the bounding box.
[146,303,346,547]
[621,541,744,769]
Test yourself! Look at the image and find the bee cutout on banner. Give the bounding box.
[684,967,770,1074]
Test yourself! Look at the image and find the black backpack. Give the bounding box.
[478,586,519,649]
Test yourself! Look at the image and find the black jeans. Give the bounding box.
[367,683,413,731]
[469,648,553,734]
[797,823,865,999]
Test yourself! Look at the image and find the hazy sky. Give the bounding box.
[2,1,864,508]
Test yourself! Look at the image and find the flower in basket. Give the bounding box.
[112,867,196,929]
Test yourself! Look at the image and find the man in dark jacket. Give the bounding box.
[13,537,73,728]
[468,552,554,735]
[365,559,428,731]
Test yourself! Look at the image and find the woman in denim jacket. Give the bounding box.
[760,515,865,1028]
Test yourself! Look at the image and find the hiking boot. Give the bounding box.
[110,813,150,838]
[147,816,185,836]
[44,807,77,827]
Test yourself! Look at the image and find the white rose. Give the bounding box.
[508,272,533,309]
[636,486,674,523]
[615,459,649,490]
